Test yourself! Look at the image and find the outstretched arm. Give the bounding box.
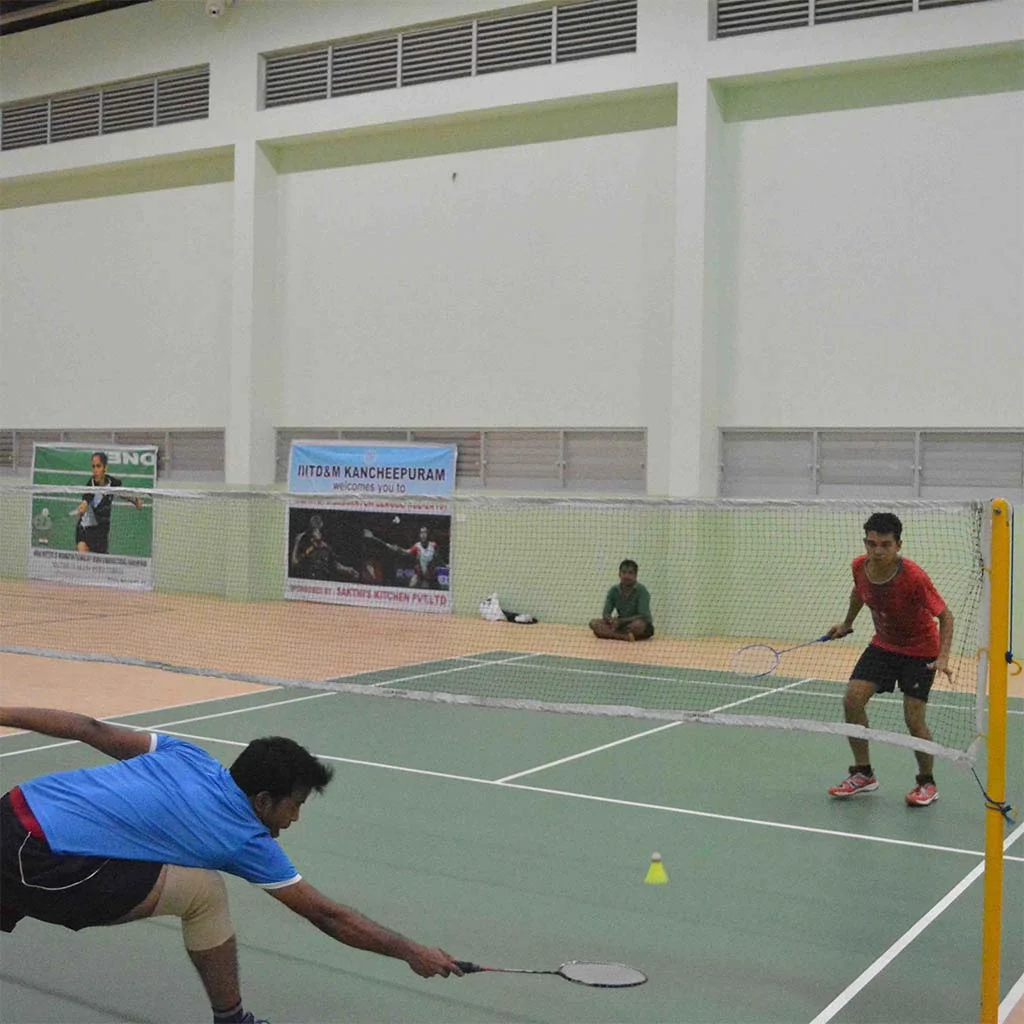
[0,707,151,761]
[269,880,462,979]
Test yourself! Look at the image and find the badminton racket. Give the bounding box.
[728,634,833,678]
[454,960,647,988]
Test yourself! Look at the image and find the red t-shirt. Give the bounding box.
[851,555,946,658]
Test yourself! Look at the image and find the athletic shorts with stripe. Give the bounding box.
[0,788,161,934]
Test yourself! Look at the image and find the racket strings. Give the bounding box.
[727,644,779,677]
[559,961,647,987]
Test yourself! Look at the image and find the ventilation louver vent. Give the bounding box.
[157,67,211,125]
[261,0,638,109]
[0,102,48,150]
[0,432,14,474]
[50,92,100,142]
[556,0,638,62]
[273,428,646,491]
[264,48,329,108]
[332,36,399,96]
[0,429,226,481]
[101,79,156,135]
[1,66,209,151]
[814,0,912,22]
[715,0,811,37]
[714,0,988,36]
[477,9,554,74]
[400,23,474,86]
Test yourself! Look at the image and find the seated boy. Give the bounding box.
[589,559,654,642]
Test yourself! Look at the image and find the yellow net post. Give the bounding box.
[979,498,1013,1024]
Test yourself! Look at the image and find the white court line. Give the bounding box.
[4,693,1022,864]
[71,723,1015,862]
[353,651,540,689]
[809,819,1024,1024]
[0,690,336,759]
[1001,972,1024,1024]
[481,658,765,692]
[469,656,999,717]
[710,675,816,712]
[496,721,683,782]
[498,677,816,783]
[4,670,1021,1018]
[0,685,284,743]
[0,652,537,760]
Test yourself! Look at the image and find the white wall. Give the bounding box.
[718,90,1024,428]
[276,128,676,426]
[0,184,232,426]
[0,0,1021,481]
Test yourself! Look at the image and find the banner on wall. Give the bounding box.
[29,443,157,590]
[284,498,452,613]
[287,442,457,497]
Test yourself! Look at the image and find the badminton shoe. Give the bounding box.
[828,770,878,799]
[905,781,939,807]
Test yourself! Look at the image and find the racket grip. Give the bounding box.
[454,961,483,974]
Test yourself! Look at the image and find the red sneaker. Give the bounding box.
[828,771,878,799]
[906,782,939,807]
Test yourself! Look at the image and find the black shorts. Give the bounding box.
[851,644,936,702]
[75,523,110,554]
[616,620,655,640]
[0,789,162,934]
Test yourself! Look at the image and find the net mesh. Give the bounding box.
[0,486,988,763]
[727,644,784,678]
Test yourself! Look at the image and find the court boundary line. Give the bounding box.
[130,725,1024,863]
[3,692,1020,863]
[496,676,819,782]
[322,651,541,689]
[0,683,283,744]
[3,647,1019,731]
[457,652,1015,718]
[1000,973,1024,1024]
[808,820,1024,1024]
[4,694,1023,1020]
[0,691,334,758]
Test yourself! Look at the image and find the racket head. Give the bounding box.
[557,961,648,988]
[727,644,780,678]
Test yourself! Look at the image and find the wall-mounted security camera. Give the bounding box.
[205,0,235,19]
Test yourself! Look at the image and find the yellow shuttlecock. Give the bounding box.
[644,852,668,885]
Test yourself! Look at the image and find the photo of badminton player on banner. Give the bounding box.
[285,503,452,613]
[28,443,156,590]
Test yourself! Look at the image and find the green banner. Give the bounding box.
[29,444,157,589]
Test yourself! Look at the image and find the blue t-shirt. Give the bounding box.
[20,735,300,889]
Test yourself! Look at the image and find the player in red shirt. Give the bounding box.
[825,512,953,807]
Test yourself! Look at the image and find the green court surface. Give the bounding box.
[1,657,1022,1024]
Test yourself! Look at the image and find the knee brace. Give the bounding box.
[152,865,234,952]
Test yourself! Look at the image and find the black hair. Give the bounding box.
[91,452,108,466]
[229,736,334,798]
[863,512,902,542]
[619,559,639,573]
